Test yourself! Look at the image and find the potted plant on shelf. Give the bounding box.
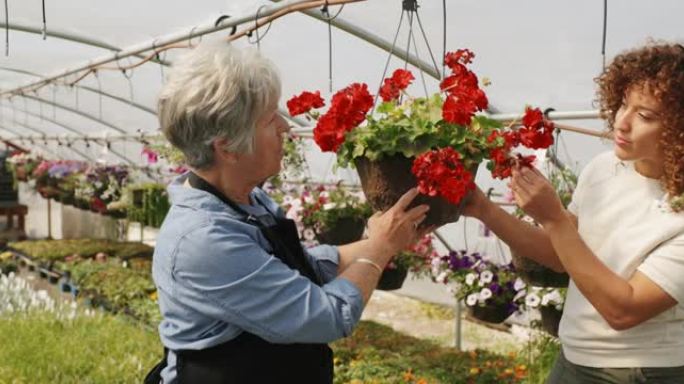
[33,160,87,200]
[124,183,171,228]
[5,151,42,185]
[287,49,556,229]
[432,250,523,324]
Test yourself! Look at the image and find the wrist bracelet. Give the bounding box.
[353,257,383,274]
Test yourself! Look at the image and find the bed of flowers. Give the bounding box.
[0,270,162,382]
[5,239,158,322]
[288,48,556,228]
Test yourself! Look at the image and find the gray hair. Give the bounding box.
[158,41,281,169]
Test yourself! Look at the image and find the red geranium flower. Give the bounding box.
[412,148,475,205]
[379,69,415,102]
[287,91,325,116]
[313,83,373,152]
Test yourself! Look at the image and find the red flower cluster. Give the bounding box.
[379,68,415,102]
[286,91,325,116]
[519,107,554,149]
[487,107,554,179]
[440,49,488,126]
[411,147,475,205]
[313,83,374,152]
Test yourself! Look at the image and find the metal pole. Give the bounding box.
[491,109,600,122]
[454,301,462,350]
[46,197,52,239]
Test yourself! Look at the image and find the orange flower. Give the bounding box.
[403,368,414,382]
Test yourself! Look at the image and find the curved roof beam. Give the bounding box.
[0,0,354,97]
[1,104,91,136]
[0,21,169,66]
[0,125,63,158]
[0,105,134,164]
[0,66,156,115]
[17,94,127,133]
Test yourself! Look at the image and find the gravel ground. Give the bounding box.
[362,290,530,355]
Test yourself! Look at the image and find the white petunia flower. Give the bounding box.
[466,294,478,306]
[479,270,494,284]
[322,203,336,211]
[465,273,477,286]
[479,288,493,302]
[513,277,527,291]
[436,271,449,284]
[525,293,541,308]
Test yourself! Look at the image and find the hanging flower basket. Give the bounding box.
[467,302,514,324]
[377,265,409,291]
[314,216,366,246]
[38,186,60,199]
[287,49,557,235]
[511,251,569,288]
[355,155,474,229]
[540,306,563,337]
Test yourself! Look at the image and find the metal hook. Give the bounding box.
[187,26,202,48]
[214,15,237,36]
[249,5,273,50]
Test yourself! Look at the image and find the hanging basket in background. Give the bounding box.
[376,265,409,291]
[314,216,366,246]
[540,306,563,338]
[511,251,569,288]
[467,302,514,324]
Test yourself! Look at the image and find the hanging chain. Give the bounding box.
[4,0,9,56]
[94,70,103,119]
[41,0,47,40]
[601,0,608,70]
[51,84,57,120]
[372,10,405,109]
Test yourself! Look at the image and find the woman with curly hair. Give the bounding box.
[464,42,684,383]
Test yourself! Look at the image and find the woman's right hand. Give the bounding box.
[365,188,430,261]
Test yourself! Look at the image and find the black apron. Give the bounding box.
[144,173,332,384]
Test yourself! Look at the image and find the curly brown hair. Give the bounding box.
[595,42,684,211]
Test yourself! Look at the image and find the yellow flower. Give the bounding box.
[469,367,481,376]
[0,251,13,261]
[149,291,158,301]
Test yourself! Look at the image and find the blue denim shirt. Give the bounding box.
[152,174,363,383]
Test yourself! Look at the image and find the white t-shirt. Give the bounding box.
[561,151,684,367]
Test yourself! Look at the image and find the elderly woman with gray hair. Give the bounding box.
[144,41,430,384]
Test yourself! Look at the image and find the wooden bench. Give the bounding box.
[0,202,28,240]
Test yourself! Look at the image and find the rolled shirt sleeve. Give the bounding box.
[170,223,363,344]
[638,235,684,304]
[303,244,340,284]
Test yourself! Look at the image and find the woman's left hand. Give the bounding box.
[510,165,565,227]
